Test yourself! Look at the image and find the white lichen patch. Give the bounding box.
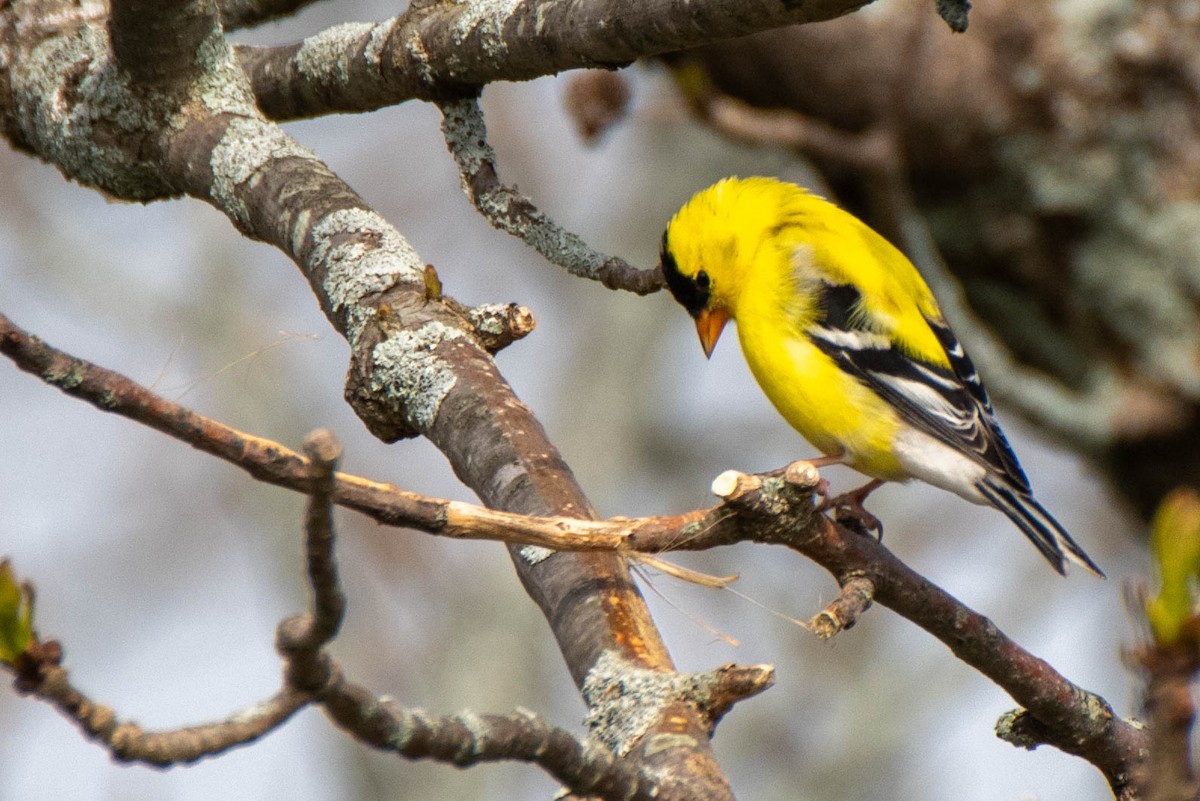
[582,650,706,757]
[294,22,376,84]
[210,118,316,229]
[518,544,554,564]
[310,208,424,337]
[449,711,486,760]
[190,31,258,118]
[368,322,463,430]
[441,97,497,180]
[472,314,504,336]
[364,20,396,69]
[531,2,548,34]
[18,23,172,198]
[386,706,433,750]
[13,6,252,200]
[290,209,313,256]
[446,0,523,75]
[404,26,437,87]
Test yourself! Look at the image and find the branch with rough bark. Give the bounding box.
[439,95,662,295]
[4,432,673,799]
[234,0,887,121]
[1,0,818,792]
[0,308,1147,795]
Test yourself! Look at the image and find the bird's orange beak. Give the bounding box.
[695,308,730,359]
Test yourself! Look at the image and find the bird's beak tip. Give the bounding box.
[695,308,730,359]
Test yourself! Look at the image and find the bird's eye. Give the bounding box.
[696,270,710,288]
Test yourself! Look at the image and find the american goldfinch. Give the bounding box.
[660,176,1102,577]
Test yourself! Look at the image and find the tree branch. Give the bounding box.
[218,0,323,31]
[237,0,881,120]
[11,636,310,767]
[319,679,661,800]
[1,1,739,790]
[3,431,682,798]
[0,308,1148,793]
[0,308,632,552]
[681,469,1147,797]
[439,96,662,295]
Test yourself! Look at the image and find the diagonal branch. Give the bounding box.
[0,308,637,551]
[0,305,1149,794]
[677,469,1148,798]
[2,1,739,792]
[439,96,662,295]
[2,432,696,798]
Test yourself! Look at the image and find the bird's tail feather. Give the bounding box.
[976,479,1105,578]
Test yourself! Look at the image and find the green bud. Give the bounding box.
[0,560,34,666]
[1146,489,1200,645]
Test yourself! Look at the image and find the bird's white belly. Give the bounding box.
[891,427,988,505]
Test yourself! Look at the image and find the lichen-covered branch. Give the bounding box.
[0,300,1148,790]
[0,0,739,792]
[319,681,662,800]
[439,96,662,295]
[237,0,881,121]
[16,655,309,767]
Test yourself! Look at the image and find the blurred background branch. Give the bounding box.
[644,0,1200,519]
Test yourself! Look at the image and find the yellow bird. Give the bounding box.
[660,176,1102,577]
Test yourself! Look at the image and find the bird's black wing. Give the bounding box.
[805,280,1031,493]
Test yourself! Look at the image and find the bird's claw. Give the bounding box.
[832,500,883,540]
[817,479,885,540]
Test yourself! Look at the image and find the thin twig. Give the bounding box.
[438,96,663,295]
[275,429,347,694]
[319,676,661,799]
[300,430,346,646]
[19,659,309,767]
[0,310,629,550]
[276,431,667,799]
[809,575,875,639]
[0,310,1148,790]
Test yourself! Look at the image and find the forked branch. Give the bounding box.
[0,309,1147,794]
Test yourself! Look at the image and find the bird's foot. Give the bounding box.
[819,479,885,540]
